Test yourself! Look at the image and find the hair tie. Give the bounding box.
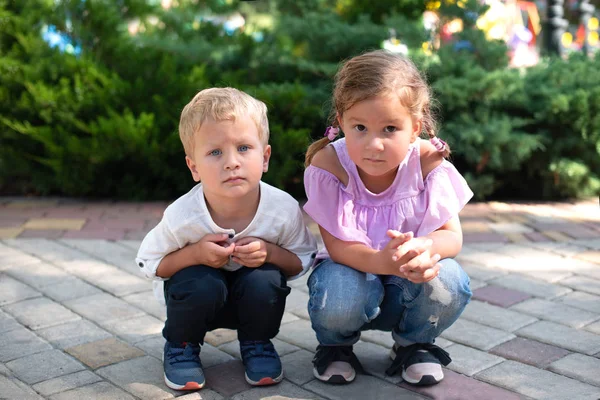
[430,137,447,153]
[324,126,339,141]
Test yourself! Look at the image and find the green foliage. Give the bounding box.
[1,0,599,201]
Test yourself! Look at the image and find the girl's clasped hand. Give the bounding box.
[382,230,441,283]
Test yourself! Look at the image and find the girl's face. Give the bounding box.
[339,93,421,193]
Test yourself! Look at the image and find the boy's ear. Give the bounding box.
[185,156,202,182]
[262,145,271,173]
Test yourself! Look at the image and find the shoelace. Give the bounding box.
[167,343,201,366]
[240,341,278,359]
[312,345,365,376]
[385,343,451,376]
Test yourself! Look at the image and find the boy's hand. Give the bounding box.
[232,237,269,268]
[392,236,441,283]
[195,233,235,268]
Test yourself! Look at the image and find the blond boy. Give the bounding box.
[137,88,317,390]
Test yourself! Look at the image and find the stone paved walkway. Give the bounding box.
[0,197,599,400]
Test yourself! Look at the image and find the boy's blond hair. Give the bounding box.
[179,87,269,156]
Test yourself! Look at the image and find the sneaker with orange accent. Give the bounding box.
[163,341,205,390]
[239,340,283,386]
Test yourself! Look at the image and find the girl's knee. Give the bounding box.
[308,260,383,330]
[429,258,472,309]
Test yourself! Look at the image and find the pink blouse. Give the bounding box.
[303,138,474,260]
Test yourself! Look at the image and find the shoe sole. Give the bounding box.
[312,367,355,384]
[164,374,205,391]
[390,347,443,386]
[245,370,283,386]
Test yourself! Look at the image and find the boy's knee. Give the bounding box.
[167,273,228,308]
[234,265,290,305]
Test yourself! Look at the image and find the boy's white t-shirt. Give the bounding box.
[136,181,318,304]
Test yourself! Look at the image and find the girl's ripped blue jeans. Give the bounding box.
[307,258,472,346]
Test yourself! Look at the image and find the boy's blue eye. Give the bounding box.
[209,149,222,156]
[238,145,249,152]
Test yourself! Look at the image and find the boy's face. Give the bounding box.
[185,116,271,201]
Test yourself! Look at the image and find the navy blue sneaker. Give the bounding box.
[239,340,283,386]
[163,341,205,390]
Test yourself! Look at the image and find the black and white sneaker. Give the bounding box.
[312,345,364,384]
[386,343,451,386]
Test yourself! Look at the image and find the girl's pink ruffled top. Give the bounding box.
[303,138,474,260]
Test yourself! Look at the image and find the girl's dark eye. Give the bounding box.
[355,125,366,132]
[384,126,397,133]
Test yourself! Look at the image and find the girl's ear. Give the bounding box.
[411,119,422,143]
[336,113,342,129]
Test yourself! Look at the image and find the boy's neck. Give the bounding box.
[204,186,261,232]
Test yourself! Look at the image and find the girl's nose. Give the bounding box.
[367,136,384,152]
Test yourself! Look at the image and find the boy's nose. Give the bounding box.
[224,154,241,170]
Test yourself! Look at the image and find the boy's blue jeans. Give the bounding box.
[163,264,291,344]
[307,258,472,346]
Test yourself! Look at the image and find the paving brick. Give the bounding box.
[460,264,506,282]
[39,276,103,302]
[101,314,163,344]
[284,289,310,313]
[19,229,66,239]
[290,306,310,320]
[232,380,327,400]
[524,232,551,242]
[204,360,250,396]
[548,353,600,387]
[205,328,238,346]
[0,375,44,400]
[554,291,600,313]
[510,298,600,328]
[121,291,166,321]
[441,344,504,376]
[0,326,52,362]
[65,337,145,369]
[0,217,26,228]
[441,319,515,351]
[201,343,237,368]
[6,349,84,384]
[36,319,112,349]
[0,308,21,333]
[134,335,165,360]
[22,218,86,231]
[519,269,574,283]
[64,293,145,326]
[461,300,537,332]
[280,349,317,386]
[461,221,492,232]
[0,274,41,306]
[49,381,136,400]
[472,285,531,308]
[489,337,571,368]
[32,370,102,397]
[468,278,487,290]
[360,330,395,348]
[352,340,403,384]
[0,227,24,238]
[399,369,524,400]
[585,320,600,334]
[62,229,126,240]
[489,274,572,299]
[576,250,600,264]
[276,319,319,352]
[59,259,148,297]
[219,338,300,360]
[116,240,142,251]
[4,261,69,289]
[60,239,139,276]
[281,311,300,324]
[176,390,223,400]
[516,320,600,355]
[3,238,85,264]
[3,297,81,330]
[96,355,178,400]
[541,231,572,242]
[476,360,600,400]
[559,276,600,296]
[489,223,533,234]
[305,374,426,400]
[463,232,509,243]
